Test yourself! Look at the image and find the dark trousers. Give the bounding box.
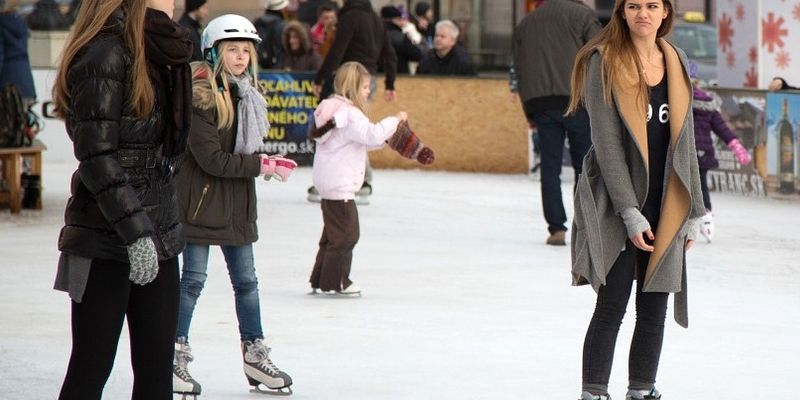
[530,108,592,234]
[59,257,179,400]
[582,243,669,394]
[309,199,360,291]
[699,168,712,210]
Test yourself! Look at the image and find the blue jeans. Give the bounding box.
[177,243,263,342]
[531,108,592,234]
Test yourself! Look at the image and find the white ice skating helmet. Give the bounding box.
[201,14,262,62]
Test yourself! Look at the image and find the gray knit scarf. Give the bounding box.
[230,74,270,155]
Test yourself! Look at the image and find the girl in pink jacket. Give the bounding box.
[308,61,407,296]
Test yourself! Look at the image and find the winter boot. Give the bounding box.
[173,337,201,399]
[242,339,293,395]
[625,388,661,399]
[699,211,714,243]
[580,391,611,400]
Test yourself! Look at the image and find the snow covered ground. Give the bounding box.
[1,160,798,400]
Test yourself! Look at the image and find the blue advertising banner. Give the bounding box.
[258,71,319,166]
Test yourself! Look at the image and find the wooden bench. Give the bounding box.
[0,140,46,214]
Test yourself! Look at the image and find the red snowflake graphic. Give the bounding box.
[727,51,736,67]
[719,13,734,52]
[744,66,758,88]
[748,46,758,64]
[736,4,745,20]
[794,3,800,21]
[762,12,788,53]
[776,50,791,69]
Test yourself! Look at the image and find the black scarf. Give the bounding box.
[339,0,373,18]
[143,8,193,158]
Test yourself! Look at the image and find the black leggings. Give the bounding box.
[582,243,669,395]
[58,257,179,400]
[699,168,712,211]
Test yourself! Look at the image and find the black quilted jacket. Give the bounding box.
[57,12,185,262]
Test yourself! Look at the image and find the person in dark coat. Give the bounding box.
[254,0,288,69]
[0,0,36,104]
[689,60,751,242]
[177,0,209,61]
[380,5,423,74]
[51,0,193,398]
[412,1,434,47]
[172,14,296,397]
[280,20,322,71]
[313,0,398,101]
[297,0,331,27]
[416,20,476,76]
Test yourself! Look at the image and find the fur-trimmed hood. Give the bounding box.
[190,62,217,111]
[692,87,722,112]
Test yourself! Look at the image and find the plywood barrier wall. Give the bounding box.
[366,76,529,174]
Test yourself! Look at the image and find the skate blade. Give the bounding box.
[250,385,293,396]
[320,291,361,298]
[175,393,199,400]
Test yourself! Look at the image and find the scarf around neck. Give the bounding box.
[229,74,270,155]
[144,8,193,158]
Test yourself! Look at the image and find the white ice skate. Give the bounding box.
[699,212,714,243]
[355,183,371,205]
[580,391,610,400]
[173,337,201,399]
[307,186,321,203]
[320,283,362,298]
[625,387,661,400]
[242,339,293,396]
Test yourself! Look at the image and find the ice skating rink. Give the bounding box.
[1,163,798,400]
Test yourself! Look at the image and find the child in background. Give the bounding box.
[172,14,296,397]
[689,60,751,242]
[307,61,407,296]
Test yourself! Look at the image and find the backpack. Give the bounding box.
[254,15,285,69]
[0,84,29,148]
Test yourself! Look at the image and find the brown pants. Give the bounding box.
[309,199,360,291]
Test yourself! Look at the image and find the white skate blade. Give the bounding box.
[320,290,361,298]
[250,385,293,396]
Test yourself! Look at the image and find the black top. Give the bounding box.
[642,74,670,227]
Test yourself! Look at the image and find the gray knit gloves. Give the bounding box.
[620,207,651,238]
[621,207,700,243]
[127,236,159,285]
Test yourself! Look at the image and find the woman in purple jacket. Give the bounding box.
[689,61,751,242]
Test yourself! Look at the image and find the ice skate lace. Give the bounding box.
[175,344,194,368]
[247,341,281,375]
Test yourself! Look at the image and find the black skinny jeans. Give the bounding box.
[582,242,669,395]
[59,257,179,400]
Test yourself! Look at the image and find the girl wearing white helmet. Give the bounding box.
[172,13,295,398]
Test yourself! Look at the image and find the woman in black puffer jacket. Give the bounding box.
[51,0,192,398]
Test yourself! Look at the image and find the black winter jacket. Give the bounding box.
[58,13,185,262]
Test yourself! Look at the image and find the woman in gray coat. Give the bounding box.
[566,1,705,399]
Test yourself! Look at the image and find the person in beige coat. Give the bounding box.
[566,1,705,399]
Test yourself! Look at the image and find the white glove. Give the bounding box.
[127,236,159,285]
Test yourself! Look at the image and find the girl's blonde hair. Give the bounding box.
[334,62,370,113]
[196,40,260,129]
[566,0,675,115]
[52,0,150,119]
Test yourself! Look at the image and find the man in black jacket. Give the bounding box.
[512,0,601,245]
[177,0,208,61]
[416,20,476,76]
[380,5,423,74]
[313,0,398,101]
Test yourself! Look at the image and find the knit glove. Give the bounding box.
[727,139,751,165]
[620,207,651,238]
[127,236,158,285]
[387,120,435,165]
[260,154,298,182]
[684,217,699,242]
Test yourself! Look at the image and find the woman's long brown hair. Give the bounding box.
[52,0,150,119]
[566,0,674,115]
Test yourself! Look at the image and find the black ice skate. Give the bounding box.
[242,339,293,396]
[173,337,202,399]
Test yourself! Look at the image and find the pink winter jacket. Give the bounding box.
[312,95,399,200]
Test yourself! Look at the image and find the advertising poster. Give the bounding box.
[765,91,800,194]
[258,71,318,166]
[705,87,768,197]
